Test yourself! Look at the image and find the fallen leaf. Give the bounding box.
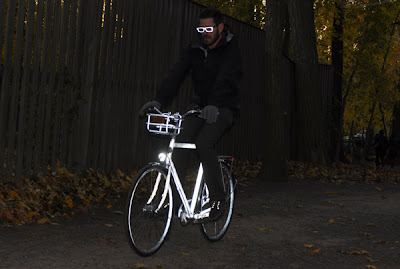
[100,237,114,243]
[304,244,314,248]
[365,265,377,269]
[366,223,376,227]
[177,252,190,256]
[37,218,49,224]
[377,240,387,244]
[325,191,335,195]
[311,249,322,255]
[113,211,123,214]
[104,224,113,227]
[134,263,150,269]
[329,218,335,223]
[186,244,200,249]
[256,227,269,232]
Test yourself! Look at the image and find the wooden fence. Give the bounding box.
[0,0,331,182]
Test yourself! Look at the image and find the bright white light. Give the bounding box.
[158,153,167,162]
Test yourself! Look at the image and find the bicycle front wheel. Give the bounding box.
[201,163,235,241]
[125,163,173,256]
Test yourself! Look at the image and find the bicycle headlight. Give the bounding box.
[158,153,167,162]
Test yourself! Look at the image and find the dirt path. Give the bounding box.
[1,177,399,269]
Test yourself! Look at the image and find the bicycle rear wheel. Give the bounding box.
[125,163,173,256]
[201,163,235,241]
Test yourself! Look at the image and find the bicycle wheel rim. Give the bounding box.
[125,164,172,256]
[201,164,235,241]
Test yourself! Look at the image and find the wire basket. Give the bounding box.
[146,113,182,135]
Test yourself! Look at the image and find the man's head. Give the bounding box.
[197,8,224,48]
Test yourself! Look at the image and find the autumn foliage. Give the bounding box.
[0,163,135,226]
[1,160,399,226]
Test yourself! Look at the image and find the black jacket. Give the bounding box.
[155,27,242,114]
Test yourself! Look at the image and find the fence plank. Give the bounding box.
[34,0,54,174]
[5,0,27,181]
[0,0,17,181]
[51,0,71,169]
[25,0,45,175]
[15,0,36,179]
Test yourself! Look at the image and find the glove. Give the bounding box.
[139,100,161,117]
[199,105,219,124]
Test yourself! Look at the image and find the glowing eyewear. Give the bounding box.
[196,26,216,33]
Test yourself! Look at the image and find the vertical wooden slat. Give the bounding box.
[5,0,27,181]
[34,0,54,174]
[0,0,17,180]
[0,0,5,58]
[51,0,71,169]
[42,0,62,171]
[89,0,107,169]
[68,0,86,167]
[99,0,117,170]
[26,0,45,175]
[15,0,36,179]
[64,0,78,168]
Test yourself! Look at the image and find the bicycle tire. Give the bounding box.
[125,163,173,256]
[200,163,235,241]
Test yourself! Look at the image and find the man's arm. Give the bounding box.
[155,47,192,108]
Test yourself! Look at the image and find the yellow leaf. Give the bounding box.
[186,244,200,249]
[366,223,376,227]
[366,265,377,269]
[134,263,150,269]
[117,169,125,177]
[177,252,190,256]
[325,191,335,195]
[27,211,39,219]
[8,190,19,199]
[349,251,362,255]
[329,219,335,223]
[256,227,270,232]
[37,218,49,224]
[304,244,314,248]
[311,249,322,255]
[64,196,73,209]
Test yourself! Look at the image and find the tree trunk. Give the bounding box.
[288,0,329,164]
[262,0,288,181]
[332,0,344,163]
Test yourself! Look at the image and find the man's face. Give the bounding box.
[199,18,221,47]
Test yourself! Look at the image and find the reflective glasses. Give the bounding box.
[196,25,217,33]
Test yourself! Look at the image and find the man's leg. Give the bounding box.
[171,115,204,213]
[195,108,233,202]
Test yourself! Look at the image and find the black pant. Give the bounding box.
[173,108,234,202]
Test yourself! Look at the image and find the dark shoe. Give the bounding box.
[208,200,226,221]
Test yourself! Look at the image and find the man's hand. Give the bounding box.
[199,105,219,124]
[139,101,161,117]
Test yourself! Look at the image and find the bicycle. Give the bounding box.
[125,107,236,256]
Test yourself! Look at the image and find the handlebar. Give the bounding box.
[147,107,202,119]
[145,107,203,136]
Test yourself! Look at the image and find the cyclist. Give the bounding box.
[139,7,242,220]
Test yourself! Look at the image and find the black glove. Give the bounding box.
[199,105,219,124]
[139,100,161,117]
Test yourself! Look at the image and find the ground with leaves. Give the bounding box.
[1,161,400,268]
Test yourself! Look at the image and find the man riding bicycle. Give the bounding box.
[139,7,242,221]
